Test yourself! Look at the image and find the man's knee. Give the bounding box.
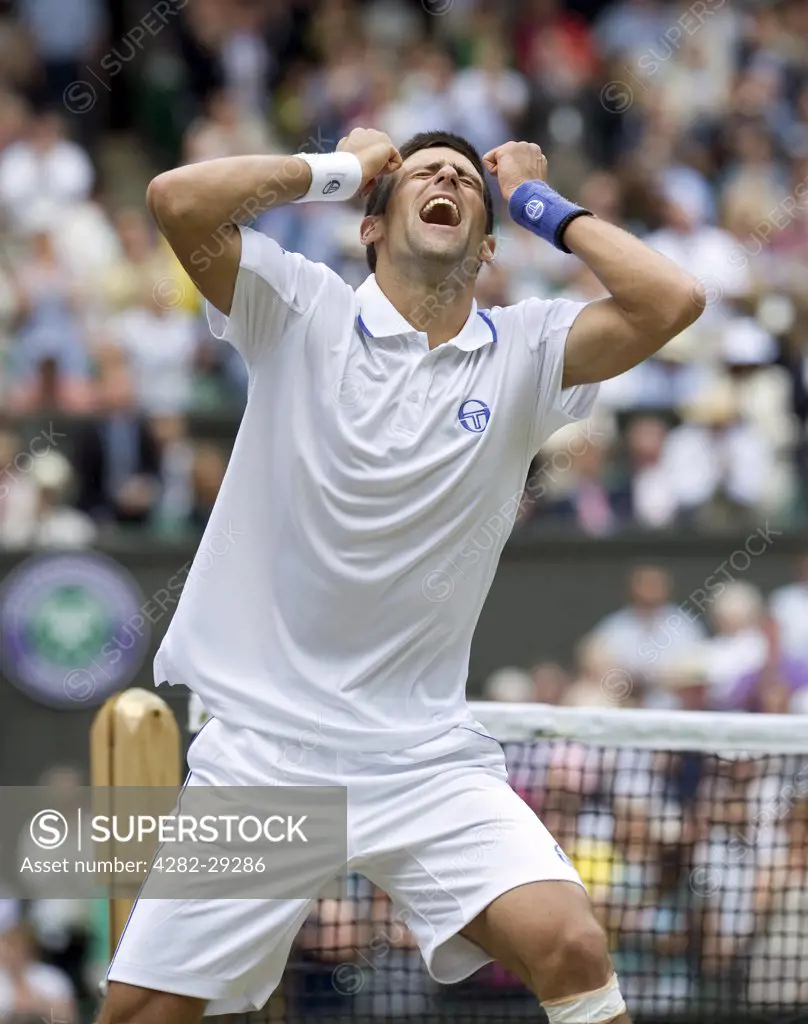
[557,917,612,982]
[531,918,627,1022]
[96,981,206,1024]
[529,915,612,996]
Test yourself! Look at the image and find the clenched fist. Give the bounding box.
[337,128,402,198]
[483,141,548,202]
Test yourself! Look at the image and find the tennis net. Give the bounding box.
[191,701,808,1024]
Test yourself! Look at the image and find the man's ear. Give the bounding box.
[477,234,496,265]
[360,216,384,248]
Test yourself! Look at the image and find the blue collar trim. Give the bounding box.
[357,309,497,345]
[476,309,497,344]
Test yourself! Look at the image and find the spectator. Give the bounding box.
[702,582,768,704]
[540,758,620,919]
[73,365,160,527]
[593,0,670,62]
[188,442,228,533]
[482,666,536,703]
[49,195,122,298]
[539,433,630,535]
[352,886,435,1018]
[184,88,276,164]
[9,222,92,413]
[612,415,679,529]
[448,36,529,158]
[588,566,705,694]
[218,2,273,119]
[149,414,195,535]
[513,0,597,101]
[0,429,39,549]
[28,451,97,549]
[659,653,713,713]
[0,110,94,228]
[374,44,458,144]
[295,881,373,1017]
[104,279,201,417]
[694,758,781,1006]
[27,897,93,1011]
[747,797,808,1009]
[722,614,808,714]
[664,381,776,529]
[611,811,695,1016]
[17,0,105,111]
[530,661,570,705]
[0,923,76,1024]
[597,330,715,414]
[101,209,197,317]
[564,635,627,709]
[769,553,808,664]
[642,168,753,377]
[720,318,796,515]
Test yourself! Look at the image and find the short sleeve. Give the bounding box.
[519,297,600,446]
[206,225,338,366]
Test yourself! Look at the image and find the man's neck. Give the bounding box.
[375,262,477,349]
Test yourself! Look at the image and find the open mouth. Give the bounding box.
[419,196,461,227]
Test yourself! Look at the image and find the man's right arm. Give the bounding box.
[146,130,402,318]
[145,154,312,316]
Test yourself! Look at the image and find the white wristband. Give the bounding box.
[292,152,363,203]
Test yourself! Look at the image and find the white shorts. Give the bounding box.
[108,717,583,1015]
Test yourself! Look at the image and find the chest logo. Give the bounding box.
[458,399,490,433]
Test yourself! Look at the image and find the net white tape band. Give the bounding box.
[543,974,626,1024]
[292,152,363,203]
[474,702,808,754]
[188,694,808,753]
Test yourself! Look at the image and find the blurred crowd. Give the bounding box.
[485,555,808,715]
[0,0,804,542]
[287,755,808,1019]
[0,772,104,1024]
[472,554,808,1010]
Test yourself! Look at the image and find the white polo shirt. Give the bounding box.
[155,226,598,752]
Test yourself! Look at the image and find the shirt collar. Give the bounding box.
[355,274,497,351]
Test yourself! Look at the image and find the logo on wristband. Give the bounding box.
[525,199,545,222]
[322,179,341,195]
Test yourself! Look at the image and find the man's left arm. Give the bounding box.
[484,141,707,388]
[559,215,706,387]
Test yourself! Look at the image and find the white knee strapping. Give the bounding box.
[542,973,626,1023]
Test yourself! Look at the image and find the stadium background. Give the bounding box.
[1,0,808,1020]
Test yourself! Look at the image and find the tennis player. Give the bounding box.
[99,128,704,1024]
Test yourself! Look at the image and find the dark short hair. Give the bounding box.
[364,130,495,272]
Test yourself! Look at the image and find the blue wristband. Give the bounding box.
[508,180,592,253]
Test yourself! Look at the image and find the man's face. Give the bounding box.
[370,146,491,272]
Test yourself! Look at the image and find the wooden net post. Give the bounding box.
[90,688,181,958]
